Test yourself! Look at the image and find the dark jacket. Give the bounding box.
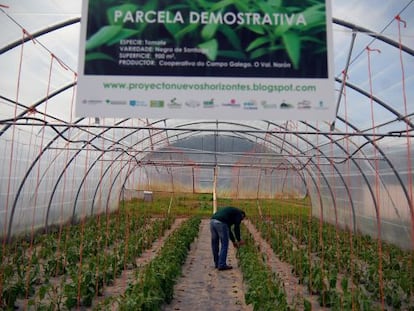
[211,206,245,243]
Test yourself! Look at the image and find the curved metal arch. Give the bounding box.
[108,127,327,222]
[0,18,81,55]
[336,77,414,129]
[168,120,344,215]
[0,17,410,141]
[259,121,349,229]
[7,118,84,239]
[115,121,339,225]
[91,131,246,211]
[46,118,168,226]
[28,113,401,237]
[86,129,239,216]
[14,114,159,232]
[78,129,178,218]
[1,11,413,239]
[45,116,182,228]
[294,121,368,230]
[336,115,414,220]
[109,142,326,220]
[4,111,394,240]
[49,116,384,238]
[78,120,313,215]
[41,118,162,228]
[0,82,77,137]
[217,118,379,233]
[0,15,410,137]
[48,118,175,221]
[69,119,179,220]
[317,114,409,232]
[229,131,334,224]
[4,76,399,234]
[333,17,414,57]
[89,135,207,216]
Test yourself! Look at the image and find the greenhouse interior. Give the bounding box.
[1,0,413,310]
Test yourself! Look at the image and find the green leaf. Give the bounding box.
[198,39,218,61]
[246,36,271,52]
[142,0,159,11]
[268,0,282,6]
[268,44,284,52]
[174,23,199,41]
[234,1,250,12]
[218,25,242,51]
[249,47,270,59]
[192,0,213,10]
[258,2,277,15]
[249,44,283,59]
[273,23,291,37]
[85,52,114,62]
[301,35,324,44]
[164,20,184,40]
[297,4,326,30]
[107,4,139,25]
[86,25,122,50]
[201,23,219,40]
[282,32,301,69]
[210,0,235,11]
[304,299,312,311]
[244,24,266,35]
[38,284,49,300]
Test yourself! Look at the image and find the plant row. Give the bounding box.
[237,225,290,310]
[95,216,201,310]
[0,208,174,310]
[251,214,414,310]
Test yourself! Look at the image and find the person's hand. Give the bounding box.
[233,240,245,248]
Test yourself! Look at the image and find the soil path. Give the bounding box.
[163,219,324,311]
[162,219,253,311]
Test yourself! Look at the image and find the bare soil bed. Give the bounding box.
[162,219,323,311]
[162,219,251,311]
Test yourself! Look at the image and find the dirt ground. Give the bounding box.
[162,219,252,311]
[162,219,323,311]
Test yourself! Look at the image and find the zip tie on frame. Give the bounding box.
[27,106,37,115]
[51,53,69,71]
[341,69,349,80]
[366,46,381,54]
[395,14,407,28]
[22,28,35,44]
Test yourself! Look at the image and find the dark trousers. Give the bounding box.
[210,219,229,268]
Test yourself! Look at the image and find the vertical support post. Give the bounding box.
[192,167,195,193]
[213,165,218,213]
[331,30,357,131]
[213,120,218,213]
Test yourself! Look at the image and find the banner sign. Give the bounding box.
[76,0,335,120]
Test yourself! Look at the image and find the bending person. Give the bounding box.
[210,206,246,271]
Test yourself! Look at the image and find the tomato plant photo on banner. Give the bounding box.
[83,0,329,78]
